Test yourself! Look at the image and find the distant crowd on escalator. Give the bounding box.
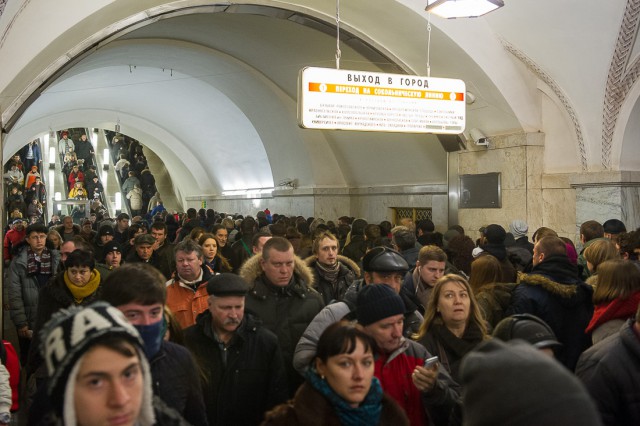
[3,140,46,224]
[107,132,161,217]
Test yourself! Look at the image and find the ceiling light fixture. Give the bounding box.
[426,0,504,19]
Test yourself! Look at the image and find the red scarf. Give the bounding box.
[586,291,640,333]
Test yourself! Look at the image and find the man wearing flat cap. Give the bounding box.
[184,273,288,426]
[126,233,160,270]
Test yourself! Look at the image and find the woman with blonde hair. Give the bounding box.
[414,274,488,381]
[46,229,63,250]
[583,239,619,285]
[585,259,640,343]
[469,255,517,328]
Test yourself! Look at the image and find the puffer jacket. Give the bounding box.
[507,255,594,370]
[576,319,640,426]
[240,254,324,395]
[304,254,360,304]
[7,247,60,330]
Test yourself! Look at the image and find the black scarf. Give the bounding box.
[316,261,340,284]
[531,254,580,283]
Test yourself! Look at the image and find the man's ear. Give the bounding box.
[259,257,266,271]
[580,234,586,244]
[363,271,372,285]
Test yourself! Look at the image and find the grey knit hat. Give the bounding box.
[356,284,405,326]
[460,339,600,426]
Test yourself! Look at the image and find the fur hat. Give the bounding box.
[460,339,600,426]
[509,220,529,239]
[356,284,405,326]
[40,302,155,425]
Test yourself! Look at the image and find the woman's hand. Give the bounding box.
[412,364,438,393]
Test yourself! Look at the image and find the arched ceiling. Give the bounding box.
[1,0,638,203]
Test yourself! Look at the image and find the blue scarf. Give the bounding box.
[305,367,383,426]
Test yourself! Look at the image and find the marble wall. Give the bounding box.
[570,171,640,240]
[185,133,638,245]
[456,132,548,242]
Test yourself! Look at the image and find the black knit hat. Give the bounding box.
[362,247,409,273]
[207,273,249,297]
[104,242,123,254]
[356,284,405,326]
[483,224,506,244]
[460,339,600,426]
[98,224,114,237]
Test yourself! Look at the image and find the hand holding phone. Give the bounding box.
[424,355,439,368]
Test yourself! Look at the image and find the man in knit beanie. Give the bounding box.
[460,339,601,426]
[356,284,461,426]
[510,219,534,254]
[32,301,187,425]
[479,224,518,282]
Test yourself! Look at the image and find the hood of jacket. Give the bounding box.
[240,252,314,288]
[303,254,361,277]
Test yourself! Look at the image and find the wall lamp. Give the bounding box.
[426,0,504,19]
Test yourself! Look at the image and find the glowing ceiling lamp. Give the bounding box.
[426,0,504,19]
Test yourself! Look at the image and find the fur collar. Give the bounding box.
[517,271,578,298]
[239,253,315,288]
[304,254,361,277]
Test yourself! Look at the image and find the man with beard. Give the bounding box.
[166,239,215,329]
[184,274,287,425]
[305,231,360,304]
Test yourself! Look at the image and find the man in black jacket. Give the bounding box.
[101,264,208,426]
[184,274,288,426]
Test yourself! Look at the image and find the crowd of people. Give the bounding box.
[1,206,639,425]
[4,140,46,224]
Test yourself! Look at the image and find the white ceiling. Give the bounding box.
[1,0,639,201]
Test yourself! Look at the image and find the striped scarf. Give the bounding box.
[27,247,52,275]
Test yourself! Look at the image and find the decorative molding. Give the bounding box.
[0,0,31,49]
[602,0,640,169]
[502,40,588,171]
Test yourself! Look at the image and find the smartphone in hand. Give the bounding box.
[424,355,438,368]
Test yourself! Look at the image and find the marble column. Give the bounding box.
[570,171,640,235]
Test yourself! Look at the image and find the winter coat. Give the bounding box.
[67,170,84,188]
[27,182,47,204]
[115,158,130,178]
[73,139,93,161]
[21,142,41,166]
[140,170,157,194]
[150,341,208,426]
[376,338,462,426]
[304,255,360,305]
[0,364,11,417]
[240,254,325,396]
[341,235,367,263]
[507,255,594,370]
[122,176,140,195]
[165,266,215,329]
[293,280,424,376]
[400,246,421,271]
[58,138,74,155]
[68,186,87,199]
[85,180,104,199]
[27,270,103,375]
[184,311,288,426]
[3,228,26,260]
[262,382,409,426]
[475,282,518,329]
[576,319,640,426]
[127,186,143,210]
[7,247,61,330]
